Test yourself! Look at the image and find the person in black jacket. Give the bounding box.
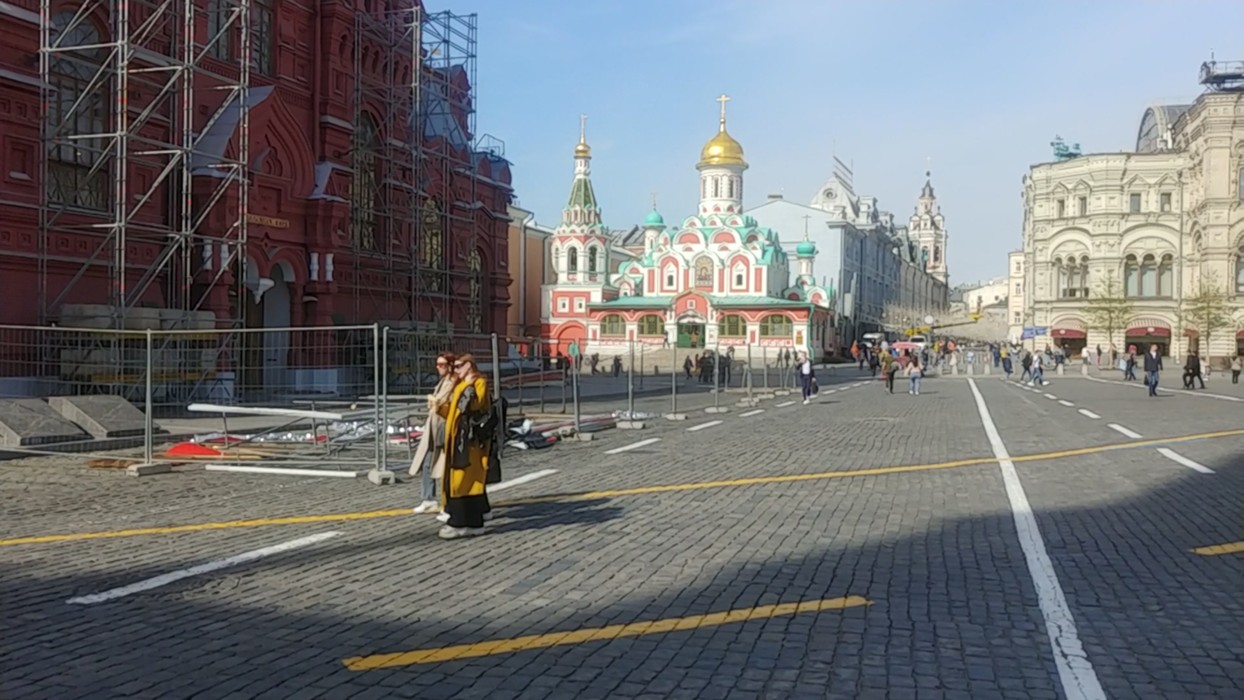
[1143,344,1163,396]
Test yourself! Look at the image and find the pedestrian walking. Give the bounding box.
[1143,344,1163,397]
[1231,355,1241,384]
[908,354,923,396]
[1183,351,1205,389]
[409,352,457,515]
[881,352,897,393]
[798,352,815,405]
[436,353,495,540]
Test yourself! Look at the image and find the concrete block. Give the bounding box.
[48,395,156,439]
[1081,364,1089,376]
[984,365,992,375]
[127,462,173,477]
[367,469,396,485]
[575,432,595,442]
[966,365,975,375]
[1057,364,1066,375]
[704,406,731,414]
[616,421,646,430]
[0,399,88,447]
[663,413,688,421]
[755,393,775,400]
[774,390,792,396]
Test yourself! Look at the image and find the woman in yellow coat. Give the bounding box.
[437,353,492,539]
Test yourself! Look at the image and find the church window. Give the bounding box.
[664,267,675,289]
[759,314,792,338]
[638,315,665,337]
[600,315,625,336]
[1160,192,1172,212]
[694,257,713,289]
[1077,196,1087,216]
[568,248,579,273]
[587,245,598,273]
[350,115,381,251]
[933,246,941,264]
[466,249,483,332]
[1124,255,1140,297]
[734,269,745,287]
[1157,254,1173,297]
[726,178,734,199]
[1129,193,1142,213]
[712,178,719,198]
[718,314,745,337]
[48,12,109,211]
[558,298,568,312]
[419,199,444,290]
[1056,199,1065,218]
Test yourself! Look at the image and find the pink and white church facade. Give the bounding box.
[541,99,837,360]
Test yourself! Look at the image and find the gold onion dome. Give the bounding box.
[697,94,746,168]
[574,113,591,158]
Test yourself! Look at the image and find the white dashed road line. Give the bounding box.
[1155,447,1215,474]
[67,531,343,605]
[1078,409,1101,419]
[776,401,796,408]
[1083,374,1243,402]
[966,379,1106,700]
[489,469,558,493]
[1107,424,1143,440]
[605,438,661,455]
[1058,400,1075,407]
[740,409,765,417]
[1044,393,1058,400]
[687,420,723,432]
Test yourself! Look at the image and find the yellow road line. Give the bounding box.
[342,595,870,670]
[1192,541,1244,556]
[4,426,1241,548]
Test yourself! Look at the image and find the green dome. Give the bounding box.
[644,208,665,227]
[796,239,816,256]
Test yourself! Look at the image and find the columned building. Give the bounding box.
[748,162,949,351]
[1018,60,1244,362]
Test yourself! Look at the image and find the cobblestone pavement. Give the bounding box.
[1,371,1241,699]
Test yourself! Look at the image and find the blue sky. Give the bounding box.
[446,0,1244,285]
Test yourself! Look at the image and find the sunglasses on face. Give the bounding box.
[436,361,449,367]
[453,363,466,369]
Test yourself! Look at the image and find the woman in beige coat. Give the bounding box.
[409,352,457,514]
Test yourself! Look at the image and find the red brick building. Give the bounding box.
[0,0,511,395]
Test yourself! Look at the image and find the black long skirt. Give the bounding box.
[445,493,488,529]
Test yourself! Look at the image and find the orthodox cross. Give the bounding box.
[651,192,658,209]
[579,114,587,142]
[925,155,931,177]
[802,214,812,240]
[716,93,730,127]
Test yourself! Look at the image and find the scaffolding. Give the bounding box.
[350,6,497,341]
[33,0,251,328]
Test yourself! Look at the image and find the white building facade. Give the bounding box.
[1018,61,1244,362]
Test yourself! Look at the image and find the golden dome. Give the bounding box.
[574,140,591,158]
[697,94,746,169]
[698,128,745,168]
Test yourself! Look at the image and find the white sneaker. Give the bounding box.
[438,525,486,540]
[436,512,450,523]
[412,500,439,515]
[483,511,494,522]
[802,399,810,405]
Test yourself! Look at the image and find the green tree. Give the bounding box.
[1085,272,1132,348]
[1182,275,1232,366]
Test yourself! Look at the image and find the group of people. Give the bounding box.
[408,352,500,540]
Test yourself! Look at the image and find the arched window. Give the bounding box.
[1124,255,1140,297]
[1054,257,1067,297]
[600,315,624,336]
[726,178,734,199]
[207,0,233,58]
[694,257,713,289]
[719,314,746,337]
[1236,245,1244,294]
[712,178,720,198]
[1157,254,1173,297]
[663,265,676,289]
[637,315,665,337]
[587,245,598,274]
[1140,254,1157,296]
[567,248,579,273]
[1078,256,1090,297]
[48,13,108,210]
[419,199,444,290]
[467,249,482,332]
[934,245,941,263]
[351,115,380,251]
[759,314,792,337]
[732,263,746,288]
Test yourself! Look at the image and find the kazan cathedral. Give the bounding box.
[541,98,836,361]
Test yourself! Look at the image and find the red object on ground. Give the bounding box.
[165,442,224,458]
